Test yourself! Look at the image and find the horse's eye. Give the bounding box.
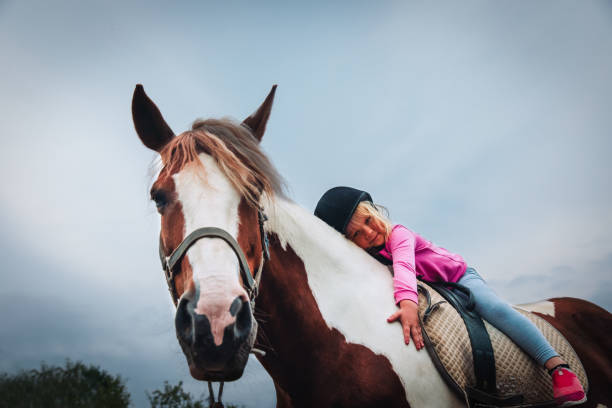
[151,190,169,213]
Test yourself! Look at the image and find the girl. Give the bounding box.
[314,186,586,406]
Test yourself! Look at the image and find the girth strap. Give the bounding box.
[423,281,498,396]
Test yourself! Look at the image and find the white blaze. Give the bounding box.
[263,196,463,407]
[173,154,247,345]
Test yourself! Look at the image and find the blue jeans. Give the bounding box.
[456,267,558,366]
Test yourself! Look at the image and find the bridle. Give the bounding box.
[158,208,270,307]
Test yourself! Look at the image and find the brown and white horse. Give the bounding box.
[132,85,612,408]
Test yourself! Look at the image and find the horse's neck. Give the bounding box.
[256,198,458,407]
[255,200,391,385]
[255,235,402,405]
[255,198,392,388]
[260,197,399,330]
[254,237,335,380]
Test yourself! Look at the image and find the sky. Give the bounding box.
[1,1,611,407]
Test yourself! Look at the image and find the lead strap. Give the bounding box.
[207,381,224,408]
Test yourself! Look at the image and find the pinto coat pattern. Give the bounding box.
[132,85,612,407]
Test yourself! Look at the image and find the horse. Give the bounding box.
[131,84,612,408]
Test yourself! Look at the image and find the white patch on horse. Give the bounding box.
[174,153,248,345]
[263,196,463,407]
[516,301,556,317]
[595,404,608,408]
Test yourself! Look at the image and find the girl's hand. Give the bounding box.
[387,300,424,350]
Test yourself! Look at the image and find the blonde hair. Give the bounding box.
[347,201,392,240]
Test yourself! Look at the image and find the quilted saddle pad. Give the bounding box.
[417,281,588,407]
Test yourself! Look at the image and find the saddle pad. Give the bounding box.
[417,282,589,406]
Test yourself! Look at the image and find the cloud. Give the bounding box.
[486,252,612,312]
[0,1,611,407]
[0,215,276,407]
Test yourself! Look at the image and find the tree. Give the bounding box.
[146,381,205,408]
[147,381,243,408]
[0,360,130,408]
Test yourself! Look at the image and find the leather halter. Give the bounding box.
[158,209,270,408]
[158,208,270,305]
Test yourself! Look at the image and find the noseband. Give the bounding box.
[158,208,270,306]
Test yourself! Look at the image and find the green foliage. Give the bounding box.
[146,381,244,408]
[0,360,130,408]
[146,381,205,408]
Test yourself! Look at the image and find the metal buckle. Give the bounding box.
[164,258,173,281]
[258,209,270,261]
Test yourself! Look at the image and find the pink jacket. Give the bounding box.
[378,225,467,305]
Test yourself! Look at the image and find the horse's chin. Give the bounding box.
[187,344,251,381]
[188,364,247,382]
[183,322,257,382]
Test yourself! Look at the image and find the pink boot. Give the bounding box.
[551,365,586,406]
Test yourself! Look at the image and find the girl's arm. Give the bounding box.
[387,225,419,304]
[386,225,424,350]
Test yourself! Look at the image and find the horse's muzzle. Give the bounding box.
[175,295,256,381]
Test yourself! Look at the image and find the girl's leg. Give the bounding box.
[457,268,586,405]
[457,268,558,366]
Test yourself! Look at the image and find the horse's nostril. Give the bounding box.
[229,296,242,317]
[175,297,194,344]
[234,298,252,340]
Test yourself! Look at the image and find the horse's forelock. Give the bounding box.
[158,119,286,208]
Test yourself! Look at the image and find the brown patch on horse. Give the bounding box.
[538,298,612,407]
[237,198,264,285]
[272,381,295,408]
[254,234,411,408]
[151,167,193,302]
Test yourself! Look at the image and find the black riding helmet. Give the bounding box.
[314,186,372,234]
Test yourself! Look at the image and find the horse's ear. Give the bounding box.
[132,84,175,152]
[242,85,277,142]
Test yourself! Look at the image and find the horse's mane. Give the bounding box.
[159,118,286,208]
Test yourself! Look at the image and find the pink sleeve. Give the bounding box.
[386,225,419,305]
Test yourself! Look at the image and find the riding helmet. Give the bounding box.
[314,186,372,234]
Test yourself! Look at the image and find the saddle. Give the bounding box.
[417,281,589,408]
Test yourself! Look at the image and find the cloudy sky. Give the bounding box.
[1,1,610,407]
